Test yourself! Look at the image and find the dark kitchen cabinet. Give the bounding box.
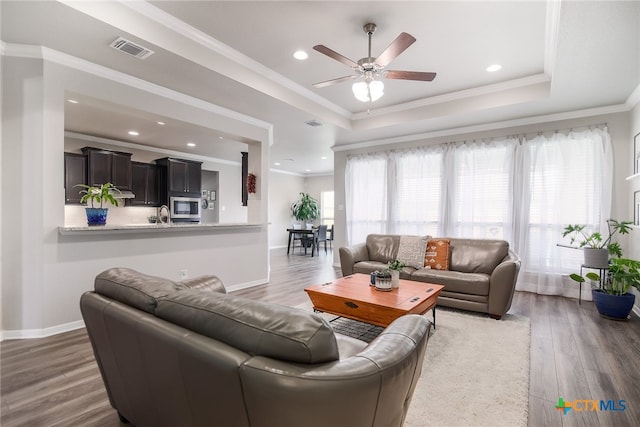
[128,162,160,206]
[64,152,87,204]
[82,147,132,190]
[156,157,202,195]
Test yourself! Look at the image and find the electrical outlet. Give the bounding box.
[179,270,188,280]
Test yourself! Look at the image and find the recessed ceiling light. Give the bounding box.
[128,130,139,136]
[305,169,311,172]
[486,64,502,72]
[293,50,308,60]
[157,121,165,125]
[218,136,224,140]
[67,99,79,104]
[274,162,281,166]
[321,156,327,160]
[187,142,196,147]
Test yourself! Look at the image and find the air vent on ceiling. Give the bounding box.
[305,120,324,127]
[109,37,154,60]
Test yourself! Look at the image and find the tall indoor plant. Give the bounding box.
[569,258,640,319]
[562,219,633,267]
[290,192,320,229]
[76,182,121,226]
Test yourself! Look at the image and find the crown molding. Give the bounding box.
[350,74,551,121]
[626,83,640,109]
[333,102,630,152]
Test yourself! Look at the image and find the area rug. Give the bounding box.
[295,303,530,427]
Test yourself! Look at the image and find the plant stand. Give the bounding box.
[578,264,609,304]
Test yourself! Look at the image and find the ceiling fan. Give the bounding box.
[313,23,436,102]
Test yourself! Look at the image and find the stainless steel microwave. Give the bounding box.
[170,196,201,221]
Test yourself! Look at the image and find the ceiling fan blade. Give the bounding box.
[384,70,437,81]
[313,45,359,69]
[313,75,358,88]
[374,32,416,67]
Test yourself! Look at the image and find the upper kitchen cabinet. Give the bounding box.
[128,162,160,207]
[156,157,202,195]
[64,152,87,204]
[82,147,132,190]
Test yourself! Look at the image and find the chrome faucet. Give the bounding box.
[158,205,170,224]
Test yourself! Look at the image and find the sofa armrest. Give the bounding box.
[238,315,430,427]
[177,275,226,294]
[339,243,369,276]
[487,251,521,318]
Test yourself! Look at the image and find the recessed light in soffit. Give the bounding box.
[305,120,323,127]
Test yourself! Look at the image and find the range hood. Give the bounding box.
[111,189,135,199]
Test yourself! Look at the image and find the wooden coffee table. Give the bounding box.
[304,273,444,328]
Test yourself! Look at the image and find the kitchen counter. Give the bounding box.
[59,222,263,235]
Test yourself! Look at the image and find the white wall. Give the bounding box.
[268,171,305,248]
[1,55,271,338]
[305,175,334,210]
[629,102,640,261]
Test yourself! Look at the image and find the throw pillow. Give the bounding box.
[424,238,451,270]
[396,235,430,269]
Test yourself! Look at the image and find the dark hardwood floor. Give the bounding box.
[2,248,639,426]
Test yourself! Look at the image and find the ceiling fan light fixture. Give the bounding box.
[352,79,384,102]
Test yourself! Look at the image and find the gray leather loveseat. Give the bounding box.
[340,235,521,319]
[80,268,432,427]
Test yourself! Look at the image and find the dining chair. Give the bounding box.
[291,224,304,253]
[327,224,334,249]
[316,225,328,254]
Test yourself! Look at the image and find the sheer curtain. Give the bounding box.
[344,127,613,296]
[345,153,389,244]
[447,138,518,241]
[514,128,613,295]
[393,146,444,237]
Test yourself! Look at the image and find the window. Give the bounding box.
[345,154,388,244]
[395,148,443,237]
[450,140,515,241]
[345,128,613,295]
[320,191,334,226]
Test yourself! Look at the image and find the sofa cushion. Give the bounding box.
[449,239,509,274]
[94,267,184,314]
[396,235,430,269]
[156,290,339,364]
[366,234,400,263]
[424,238,451,270]
[411,269,490,296]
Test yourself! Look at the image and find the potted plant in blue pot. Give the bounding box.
[75,182,121,226]
[569,258,640,320]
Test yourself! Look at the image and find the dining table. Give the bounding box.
[286,228,319,256]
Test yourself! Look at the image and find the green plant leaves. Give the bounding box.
[290,192,319,222]
[74,183,120,208]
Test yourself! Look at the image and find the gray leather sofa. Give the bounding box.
[339,235,521,319]
[80,267,432,427]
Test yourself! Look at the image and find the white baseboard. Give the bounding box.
[1,320,85,341]
[225,277,269,292]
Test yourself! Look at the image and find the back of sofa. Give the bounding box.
[82,268,433,427]
[357,235,510,274]
[448,238,509,274]
[366,234,401,262]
